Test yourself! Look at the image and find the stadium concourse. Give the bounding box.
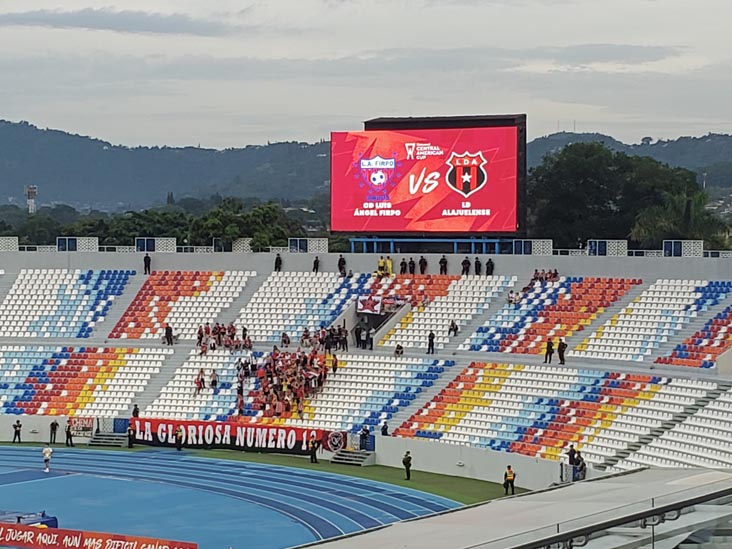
[4,250,732,547]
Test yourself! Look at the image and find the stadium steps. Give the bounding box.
[650,298,732,364]
[330,449,375,467]
[598,381,732,470]
[563,283,648,351]
[88,432,127,448]
[214,271,269,326]
[88,273,148,345]
[121,346,190,416]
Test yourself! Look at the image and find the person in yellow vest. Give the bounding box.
[386,256,393,276]
[377,256,386,275]
[503,465,516,495]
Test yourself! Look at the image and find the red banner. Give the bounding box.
[130,418,347,455]
[331,126,519,233]
[0,522,197,549]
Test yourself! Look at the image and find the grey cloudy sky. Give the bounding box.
[0,0,730,148]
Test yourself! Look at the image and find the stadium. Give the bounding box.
[1,113,732,549]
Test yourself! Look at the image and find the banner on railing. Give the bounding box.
[130,418,347,456]
[69,417,94,438]
[0,522,197,549]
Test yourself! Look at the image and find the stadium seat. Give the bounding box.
[109,270,253,340]
[380,275,516,350]
[0,345,169,417]
[571,279,732,362]
[234,272,371,344]
[0,269,134,338]
[392,361,711,466]
[463,277,639,354]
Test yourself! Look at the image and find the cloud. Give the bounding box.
[0,7,243,36]
[537,44,684,66]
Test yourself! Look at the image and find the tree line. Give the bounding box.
[0,142,727,250]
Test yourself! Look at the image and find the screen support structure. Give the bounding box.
[349,236,515,254]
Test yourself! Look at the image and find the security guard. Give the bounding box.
[503,465,516,495]
[174,426,184,451]
[127,424,135,449]
[308,434,319,464]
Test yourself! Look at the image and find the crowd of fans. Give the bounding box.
[234,348,333,419]
[196,322,253,355]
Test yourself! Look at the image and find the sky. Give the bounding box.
[0,0,730,148]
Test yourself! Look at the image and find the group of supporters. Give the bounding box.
[233,347,336,420]
[197,322,253,355]
[295,325,349,353]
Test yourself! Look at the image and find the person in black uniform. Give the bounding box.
[132,404,140,418]
[402,451,412,480]
[544,339,555,364]
[381,422,389,436]
[143,253,151,275]
[308,434,319,464]
[474,257,482,276]
[12,420,21,443]
[486,258,495,276]
[427,331,435,354]
[274,253,282,272]
[49,419,59,444]
[419,256,428,274]
[399,258,407,275]
[65,422,74,447]
[127,424,135,448]
[409,258,416,275]
[558,338,568,365]
[461,257,471,275]
[504,465,516,495]
[337,255,346,275]
[165,323,174,346]
[439,255,448,275]
[312,256,320,273]
[175,426,183,451]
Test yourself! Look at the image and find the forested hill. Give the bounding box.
[2,120,732,210]
[0,121,330,209]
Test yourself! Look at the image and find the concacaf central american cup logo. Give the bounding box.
[355,153,400,202]
[445,151,488,198]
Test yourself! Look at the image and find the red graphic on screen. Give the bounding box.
[330,127,519,233]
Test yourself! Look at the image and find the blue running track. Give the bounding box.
[0,447,459,549]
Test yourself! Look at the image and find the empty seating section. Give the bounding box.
[616,386,732,469]
[144,349,244,421]
[381,275,516,351]
[286,355,456,432]
[571,280,732,362]
[395,362,707,465]
[0,269,133,338]
[463,277,638,354]
[110,270,251,340]
[0,346,168,417]
[656,303,732,368]
[236,272,371,343]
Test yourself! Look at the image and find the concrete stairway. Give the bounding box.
[598,381,732,470]
[0,270,17,305]
[646,298,732,363]
[124,345,193,415]
[330,449,375,466]
[213,271,268,326]
[89,432,127,447]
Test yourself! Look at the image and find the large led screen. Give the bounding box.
[330,126,519,233]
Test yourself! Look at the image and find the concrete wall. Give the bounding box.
[1,251,732,282]
[0,415,90,444]
[375,435,563,490]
